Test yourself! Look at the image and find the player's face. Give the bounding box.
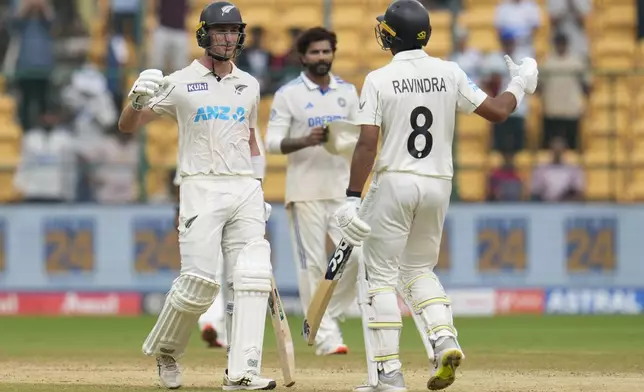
[301,40,334,77]
[208,24,241,58]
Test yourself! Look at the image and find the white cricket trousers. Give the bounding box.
[287,199,358,345]
[178,176,266,283]
[362,173,452,287]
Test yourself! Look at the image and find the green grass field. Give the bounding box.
[0,315,643,391]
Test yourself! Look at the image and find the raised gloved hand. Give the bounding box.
[504,55,538,94]
[334,196,371,246]
[128,69,165,110]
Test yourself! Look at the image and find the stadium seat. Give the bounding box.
[457,8,496,30]
[0,171,17,202]
[585,168,628,200]
[146,168,170,197]
[597,7,636,28]
[0,140,19,166]
[457,170,486,201]
[585,108,630,136]
[263,167,286,202]
[0,96,16,116]
[457,113,489,137]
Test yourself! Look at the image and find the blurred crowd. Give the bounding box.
[450,0,591,202]
[0,0,624,204]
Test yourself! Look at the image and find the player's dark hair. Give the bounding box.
[296,27,337,55]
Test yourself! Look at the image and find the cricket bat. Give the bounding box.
[268,276,295,387]
[302,238,354,346]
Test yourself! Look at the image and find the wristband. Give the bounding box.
[131,99,144,111]
[346,189,362,198]
[505,77,526,112]
[251,155,265,180]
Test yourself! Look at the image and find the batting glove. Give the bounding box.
[128,69,164,110]
[334,197,371,246]
[504,55,538,94]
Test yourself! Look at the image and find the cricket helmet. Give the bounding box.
[196,1,246,61]
[376,0,431,51]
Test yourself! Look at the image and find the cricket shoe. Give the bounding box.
[201,324,225,348]
[156,355,182,389]
[427,339,464,390]
[222,369,277,390]
[354,370,407,392]
[315,342,349,356]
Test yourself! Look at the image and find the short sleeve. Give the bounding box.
[455,64,488,114]
[355,73,382,126]
[148,81,177,118]
[265,90,293,153]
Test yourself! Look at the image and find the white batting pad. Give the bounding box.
[142,274,219,358]
[323,120,360,159]
[364,287,403,374]
[228,240,273,380]
[399,272,457,351]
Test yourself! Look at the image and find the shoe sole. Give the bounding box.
[427,349,462,390]
[318,345,349,356]
[222,380,277,390]
[330,345,349,355]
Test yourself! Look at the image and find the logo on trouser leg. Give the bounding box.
[245,347,261,371]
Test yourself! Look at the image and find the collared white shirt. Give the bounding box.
[148,60,260,179]
[265,72,359,204]
[356,50,487,180]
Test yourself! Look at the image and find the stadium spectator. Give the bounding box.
[494,0,541,57]
[109,0,141,43]
[271,27,303,89]
[13,106,77,203]
[539,32,590,149]
[105,23,129,111]
[60,58,117,146]
[449,26,483,85]
[487,152,524,201]
[482,30,527,153]
[11,0,55,130]
[530,136,584,202]
[548,0,591,60]
[235,26,274,95]
[149,0,189,74]
[78,127,139,204]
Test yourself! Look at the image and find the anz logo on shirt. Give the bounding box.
[308,115,346,128]
[194,106,246,123]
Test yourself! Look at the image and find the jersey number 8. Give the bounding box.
[407,106,433,159]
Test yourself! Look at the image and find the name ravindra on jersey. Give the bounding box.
[392,77,446,94]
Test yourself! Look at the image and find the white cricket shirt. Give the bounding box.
[148,60,260,179]
[356,50,488,180]
[265,72,359,204]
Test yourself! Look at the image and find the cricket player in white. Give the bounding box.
[118,2,276,390]
[265,27,360,356]
[333,1,539,391]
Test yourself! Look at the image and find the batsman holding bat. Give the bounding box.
[118,2,277,390]
[333,1,539,391]
[265,27,361,356]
